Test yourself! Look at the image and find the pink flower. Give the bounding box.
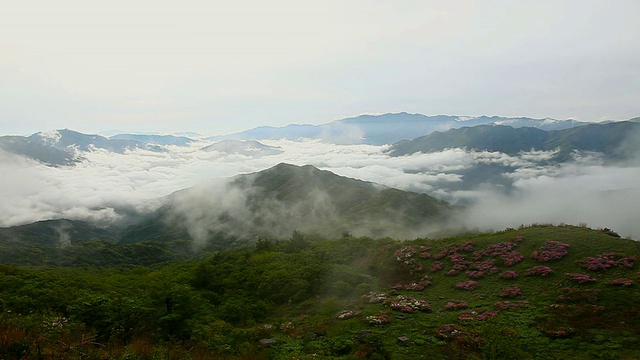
[565,273,597,284]
[525,265,554,277]
[456,280,478,290]
[499,270,518,279]
[500,286,522,298]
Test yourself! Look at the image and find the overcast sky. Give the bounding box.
[1,0,639,136]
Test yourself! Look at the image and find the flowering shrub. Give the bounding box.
[336,310,361,320]
[364,292,388,304]
[419,246,432,259]
[366,314,390,325]
[403,276,432,290]
[606,279,633,286]
[433,241,475,259]
[472,242,523,266]
[466,270,486,279]
[525,265,554,277]
[430,261,444,272]
[577,252,637,271]
[565,273,597,284]
[470,258,499,274]
[395,245,416,262]
[387,295,432,313]
[458,309,498,321]
[445,300,469,310]
[515,236,525,242]
[499,270,518,279]
[500,286,522,297]
[434,324,464,340]
[532,240,570,262]
[455,280,478,290]
[493,300,528,310]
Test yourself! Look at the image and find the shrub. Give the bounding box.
[455,281,478,290]
[525,265,554,277]
[499,270,518,279]
[532,240,570,262]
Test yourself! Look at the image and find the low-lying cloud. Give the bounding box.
[1,138,639,239]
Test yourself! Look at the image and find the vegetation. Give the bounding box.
[0,225,639,359]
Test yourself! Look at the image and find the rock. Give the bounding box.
[398,336,410,343]
[259,338,277,347]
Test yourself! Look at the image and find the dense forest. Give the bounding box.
[0,225,638,359]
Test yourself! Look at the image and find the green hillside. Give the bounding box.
[1,225,638,359]
[120,163,454,247]
[388,121,639,162]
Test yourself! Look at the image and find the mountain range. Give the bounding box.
[1,113,634,167]
[388,121,640,162]
[211,112,595,145]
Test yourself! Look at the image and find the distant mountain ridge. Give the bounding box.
[388,121,640,161]
[211,112,596,145]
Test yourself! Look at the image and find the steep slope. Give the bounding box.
[388,121,640,161]
[120,163,455,247]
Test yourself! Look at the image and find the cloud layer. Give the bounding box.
[1,139,639,239]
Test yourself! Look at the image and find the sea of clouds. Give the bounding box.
[1,138,639,239]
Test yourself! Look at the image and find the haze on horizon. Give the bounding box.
[1,0,639,136]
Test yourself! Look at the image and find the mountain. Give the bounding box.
[0,135,77,166]
[120,163,455,247]
[201,139,283,157]
[109,134,195,146]
[388,121,640,161]
[213,113,594,145]
[28,129,164,154]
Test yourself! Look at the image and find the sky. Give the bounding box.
[1,0,639,136]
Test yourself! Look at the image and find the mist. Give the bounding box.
[1,138,639,240]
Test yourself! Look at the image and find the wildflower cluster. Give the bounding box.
[458,309,498,321]
[473,242,524,266]
[336,310,361,320]
[387,295,432,313]
[445,300,469,310]
[363,292,388,304]
[455,280,478,290]
[446,254,470,275]
[532,240,570,262]
[605,279,633,286]
[366,314,390,325]
[577,252,637,271]
[499,270,518,279]
[493,300,529,310]
[499,286,522,298]
[395,245,416,262]
[434,324,465,340]
[433,241,474,260]
[466,258,499,278]
[565,273,597,284]
[418,245,432,258]
[430,261,444,272]
[525,265,554,277]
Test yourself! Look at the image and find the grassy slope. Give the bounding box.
[0,225,638,359]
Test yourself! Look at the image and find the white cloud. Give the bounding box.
[1,140,639,240]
